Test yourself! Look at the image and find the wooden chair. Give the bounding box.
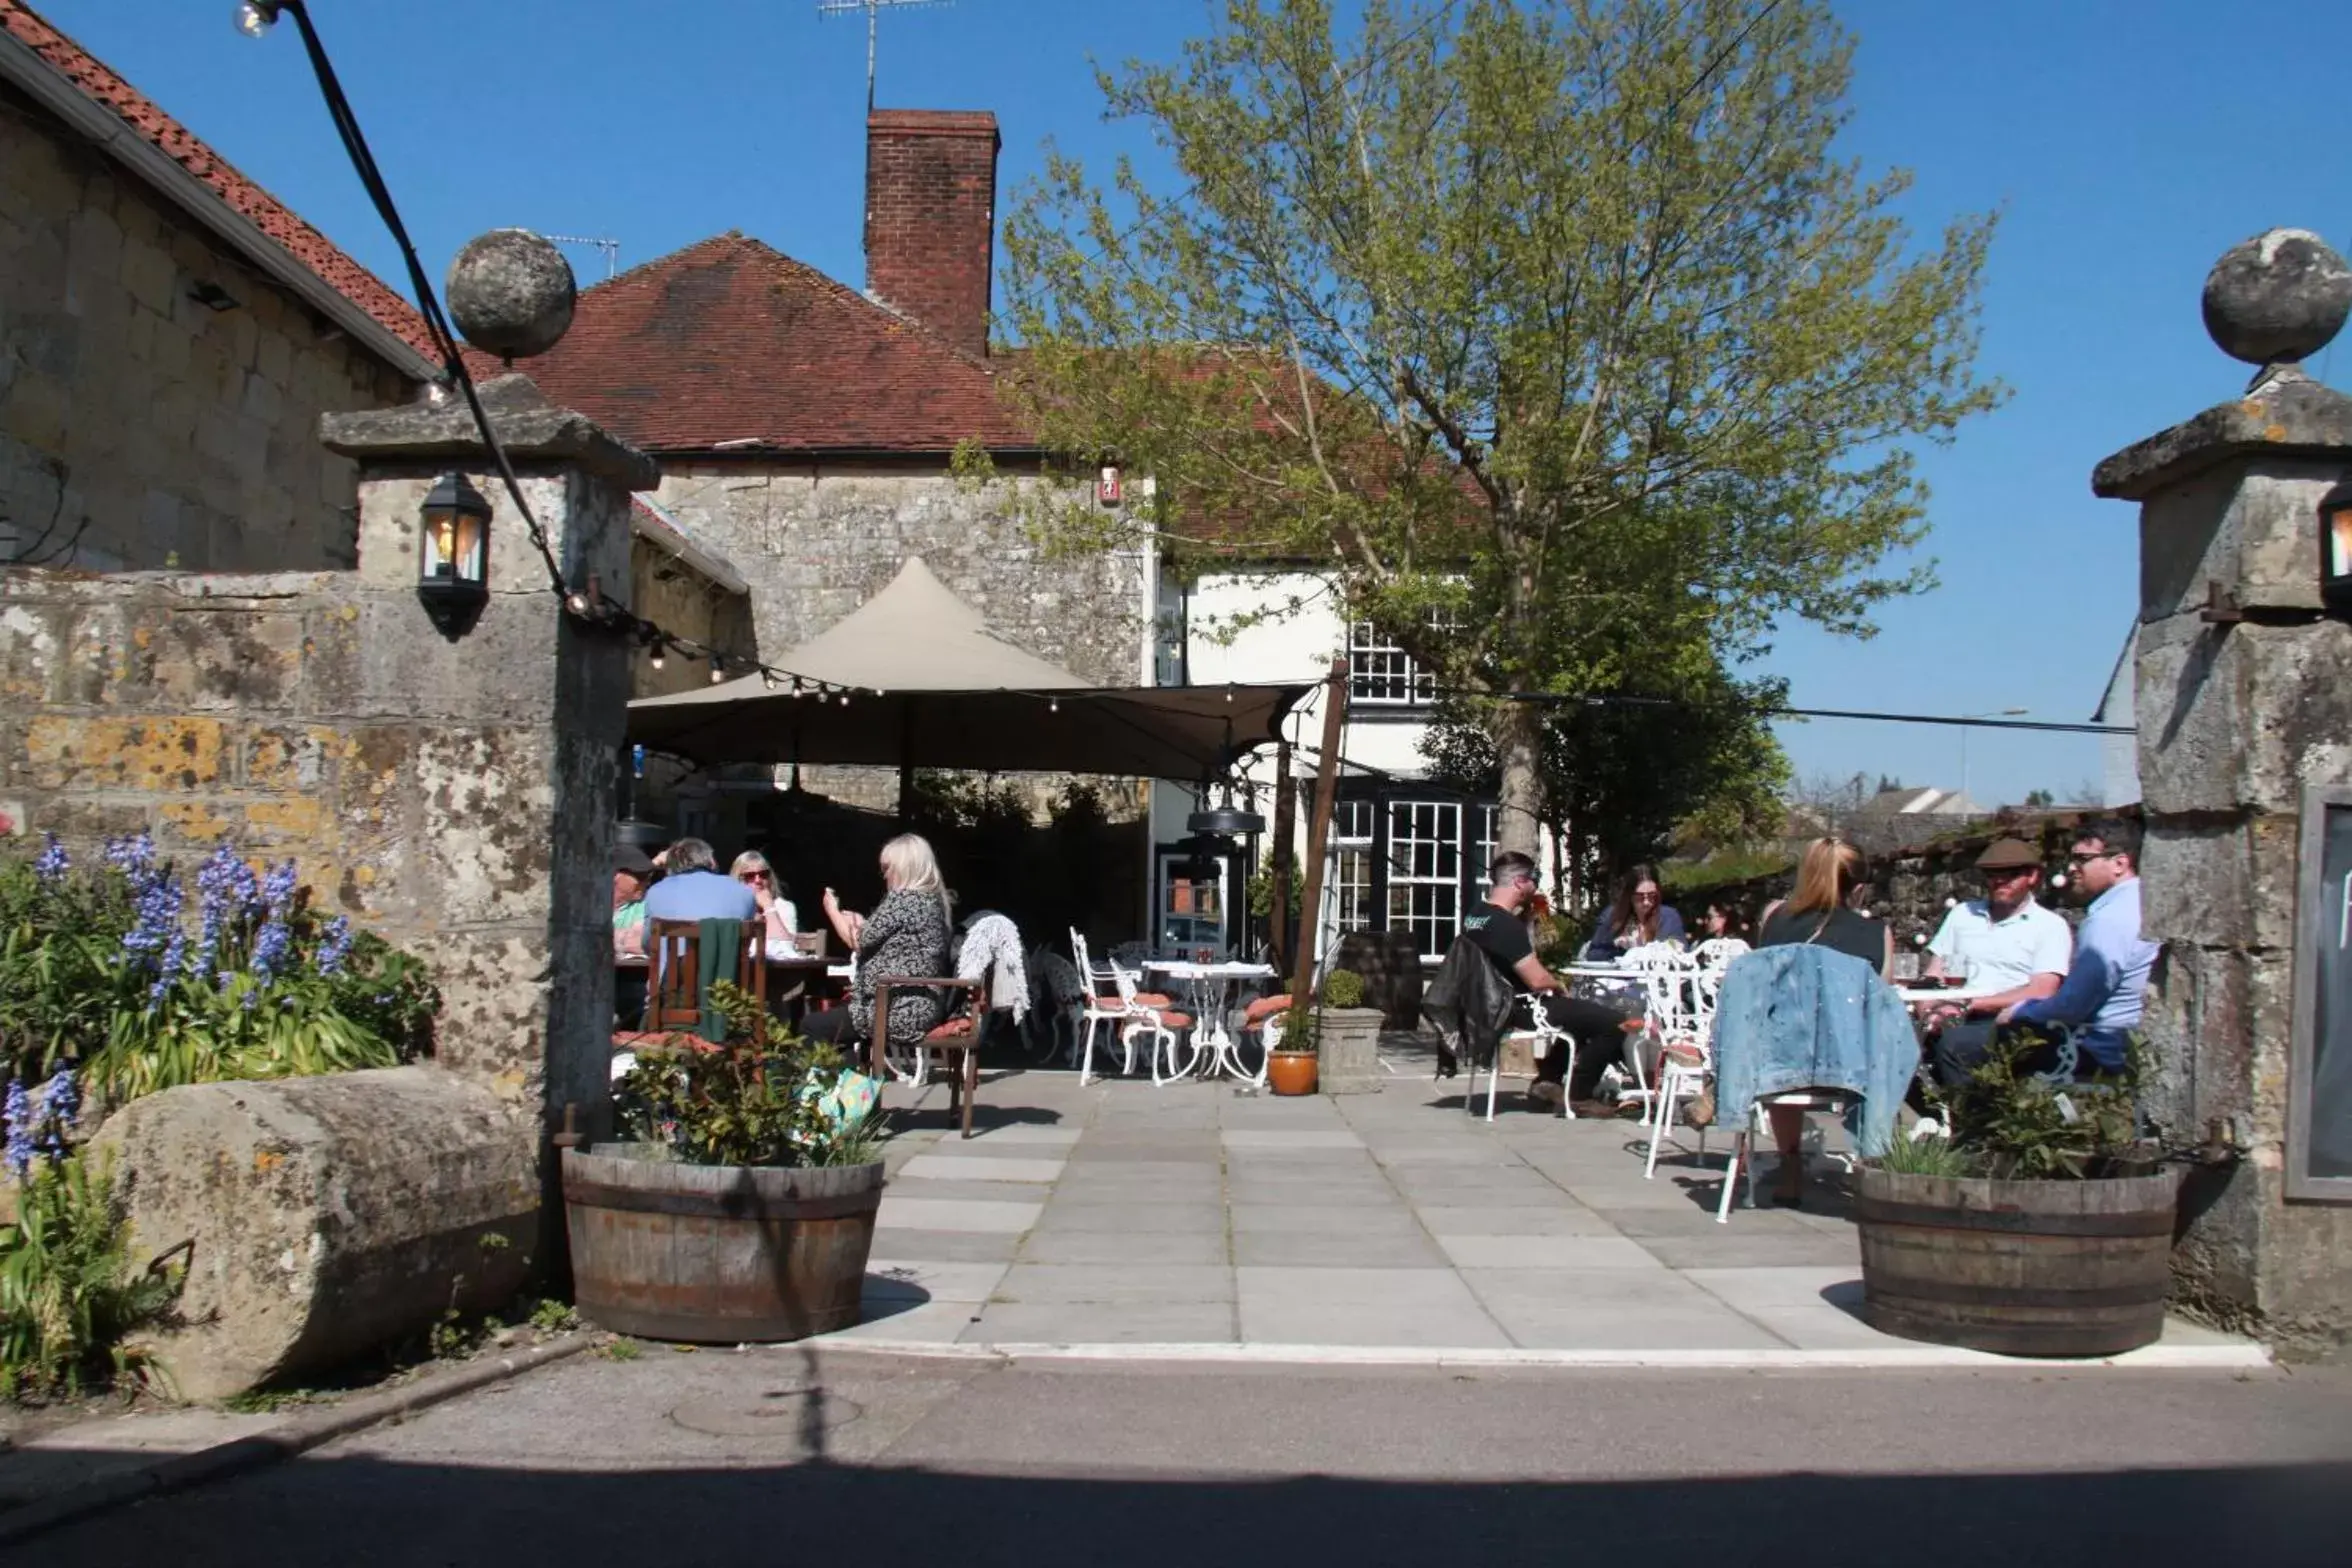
[641,919,768,1044]
[869,975,987,1139]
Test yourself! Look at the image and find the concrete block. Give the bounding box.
[2140,811,2300,951]
[2136,614,2352,815]
[92,1066,537,1402]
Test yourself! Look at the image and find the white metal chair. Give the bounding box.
[1070,930,1196,1085]
[1640,960,1718,1176]
[1691,937,1751,970]
[1465,1002,1578,1123]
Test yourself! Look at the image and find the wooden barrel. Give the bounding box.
[562,1146,884,1343]
[1854,1166,2180,1357]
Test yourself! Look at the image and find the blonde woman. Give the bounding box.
[729,850,798,957]
[805,834,953,1049]
[1752,836,1892,1205]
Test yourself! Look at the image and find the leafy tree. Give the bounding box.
[1421,663,1790,878]
[996,0,2001,857]
[2022,788,2055,809]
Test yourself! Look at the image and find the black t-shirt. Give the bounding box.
[1461,900,1535,992]
[1758,904,1886,974]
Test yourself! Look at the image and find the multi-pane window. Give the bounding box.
[1347,619,1438,706]
[1330,799,1375,933]
[1472,804,1498,884]
[1386,800,1462,960]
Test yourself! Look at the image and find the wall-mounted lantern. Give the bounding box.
[2321,479,2352,614]
[417,471,491,637]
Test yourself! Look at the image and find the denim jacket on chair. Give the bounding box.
[1709,945,1916,1157]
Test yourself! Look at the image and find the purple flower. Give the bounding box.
[35,1067,77,1159]
[251,916,292,983]
[3,1082,33,1180]
[120,865,184,965]
[262,859,297,913]
[317,916,353,975]
[104,832,156,876]
[33,834,68,885]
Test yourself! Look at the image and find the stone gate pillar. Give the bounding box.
[318,373,653,1140]
[2091,230,2352,1355]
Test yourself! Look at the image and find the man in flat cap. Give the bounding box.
[1914,837,2071,1064]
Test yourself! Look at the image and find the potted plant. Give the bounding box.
[1855,1035,2179,1357]
[1314,968,1385,1096]
[1264,999,1319,1096]
[564,982,886,1343]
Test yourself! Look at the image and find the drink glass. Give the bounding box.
[1942,954,1972,989]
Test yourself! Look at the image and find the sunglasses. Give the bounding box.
[737,870,770,883]
[2066,849,2117,866]
[1983,865,2038,881]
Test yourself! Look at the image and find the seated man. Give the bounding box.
[1935,818,2159,1084]
[1915,836,2072,1068]
[1464,851,1641,1111]
[637,836,757,952]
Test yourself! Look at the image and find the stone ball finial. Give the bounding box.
[2201,229,2352,368]
[446,229,577,361]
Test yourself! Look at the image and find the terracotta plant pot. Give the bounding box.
[1266,1051,1319,1096]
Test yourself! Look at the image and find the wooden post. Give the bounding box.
[1287,657,1350,1019]
[1268,735,1295,974]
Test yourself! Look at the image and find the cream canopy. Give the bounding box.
[627,558,1311,779]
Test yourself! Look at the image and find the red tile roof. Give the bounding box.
[471,233,1036,455]
[1,0,438,364]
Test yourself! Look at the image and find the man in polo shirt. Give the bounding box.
[1921,837,2071,1019]
[637,836,756,946]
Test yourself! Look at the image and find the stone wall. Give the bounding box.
[0,461,631,1113]
[1,82,414,573]
[646,458,1149,814]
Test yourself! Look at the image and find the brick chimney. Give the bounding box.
[864,109,999,360]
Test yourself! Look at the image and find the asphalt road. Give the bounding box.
[24,1350,2352,1568]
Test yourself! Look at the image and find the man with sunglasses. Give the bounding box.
[1981,818,2159,1077]
[1461,851,1640,1111]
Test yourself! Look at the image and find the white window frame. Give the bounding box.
[1347,614,1446,706]
[1385,798,1464,961]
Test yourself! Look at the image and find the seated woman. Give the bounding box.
[803,834,954,1058]
[1582,864,1685,960]
[1751,835,1892,1206]
[730,849,799,959]
[1698,899,1752,945]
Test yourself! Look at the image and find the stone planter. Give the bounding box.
[1854,1165,2181,1357]
[562,1145,884,1343]
[1266,1052,1319,1096]
[1315,1005,1386,1095]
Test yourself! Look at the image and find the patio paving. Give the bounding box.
[834,1033,2253,1362]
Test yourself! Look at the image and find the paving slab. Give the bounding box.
[896,1155,1066,1184]
[1231,1229,1448,1268]
[1237,1266,1508,1347]
[1229,1203,1419,1236]
[862,1259,1009,1303]
[866,1227,1025,1263]
[1018,1229,1231,1265]
[1028,1202,1227,1235]
[992,1264,1237,1306]
[1434,1235,1665,1271]
[963,1301,1237,1343]
[872,1198,1042,1234]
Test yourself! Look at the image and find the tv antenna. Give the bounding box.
[817,0,954,112]
[545,234,620,280]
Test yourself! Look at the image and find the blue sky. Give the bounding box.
[35,0,2352,806]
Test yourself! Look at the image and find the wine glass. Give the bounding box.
[1942,952,1972,989]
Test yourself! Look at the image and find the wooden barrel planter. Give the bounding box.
[1854,1166,2180,1357]
[561,1145,884,1343]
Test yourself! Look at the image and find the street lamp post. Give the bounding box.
[1959,708,2029,806]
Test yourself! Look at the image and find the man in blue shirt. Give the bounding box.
[637,836,757,944]
[1934,817,2160,1084]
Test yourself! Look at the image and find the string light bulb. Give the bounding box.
[708,655,726,684]
[761,670,779,691]
[790,679,804,698]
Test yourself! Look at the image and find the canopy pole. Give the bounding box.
[1287,657,1349,1019]
[1268,735,1295,975]
[895,706,915,824]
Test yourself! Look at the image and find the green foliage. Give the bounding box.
[1423,666,1792,873]
[1321,969,1368,1009]
[999,0,2000,855]
[529,1298,580,1335]
[1268,999,1318,1054]
[614,982,884,1169]
[1,1151,177,1401]
[1246,861,1303,920]
[0,838,436,1101]
[1939,1033,2148,1181]
[1663,847,1797,898]
[1874,1123,1981,1178]
[427,1307,484,1361]
[596,1336,643,1362]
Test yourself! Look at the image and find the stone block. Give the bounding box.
[2135,614,2352,816]
[241,796,328,844]
[22,715,225,791]
[240,722,339,792]
[353,592,564,725]
[28,797,156,846]
[0,600,66,705]
[410,727,558,926]
[2140,811,2301,951]
[155,799,239,845]
[91,1067,537,1402]
[414,931,556,1088]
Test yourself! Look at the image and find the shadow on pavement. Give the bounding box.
[27,1448,2349,1566]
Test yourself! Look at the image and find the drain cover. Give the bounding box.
[667,1387,865,1439]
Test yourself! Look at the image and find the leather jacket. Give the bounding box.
[1423,934,1516,1073]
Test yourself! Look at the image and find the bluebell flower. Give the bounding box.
[33,834,68,885]
[35,1067,77,1159]
[120,865,184,965]
[317,916,353,976]
[150,930,186,1007]
[3,1081,33,1180]
[262,859,297,913]
[251,916,292,983]
[104,832,156,877]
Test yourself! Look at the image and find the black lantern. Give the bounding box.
[417,471,491,636]
[2322,479,2352,614]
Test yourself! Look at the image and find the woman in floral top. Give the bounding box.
[805,833,953,1048]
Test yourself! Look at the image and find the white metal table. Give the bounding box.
[1144,959,1277,1084]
